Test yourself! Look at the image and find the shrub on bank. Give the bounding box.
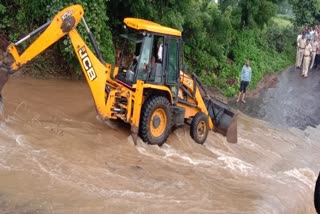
[199,25,295,97]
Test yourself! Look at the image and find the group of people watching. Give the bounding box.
[296,27,320,77]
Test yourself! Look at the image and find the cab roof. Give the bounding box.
[124,18,182,37]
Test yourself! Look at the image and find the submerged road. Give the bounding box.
[0,75,319,213]
[230,66,320,130]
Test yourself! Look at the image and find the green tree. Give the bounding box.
[0,0,295,96]
[219,0,279,28]
[290,0,320,26]
[278,0,293,15]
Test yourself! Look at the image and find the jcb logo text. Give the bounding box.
[79,47,97,81]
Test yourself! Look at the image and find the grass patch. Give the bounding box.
[271,15,293,28]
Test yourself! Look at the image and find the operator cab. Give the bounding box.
[115,18,182,97]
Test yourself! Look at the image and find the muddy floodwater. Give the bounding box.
[0,76,319,213]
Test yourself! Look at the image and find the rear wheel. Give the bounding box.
[190,112,209,144]
[139,96,172,146]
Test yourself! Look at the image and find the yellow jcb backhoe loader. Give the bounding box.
[0,4,237,145]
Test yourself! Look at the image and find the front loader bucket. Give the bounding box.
[204,97,238,143]
[0,66,10,114]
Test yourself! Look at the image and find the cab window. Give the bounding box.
[136,36,153,81]
[166,38,179,85]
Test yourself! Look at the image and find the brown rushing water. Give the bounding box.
[0,77,319,213]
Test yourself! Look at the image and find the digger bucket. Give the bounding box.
[0,52,12,112]
[204,97,238,143]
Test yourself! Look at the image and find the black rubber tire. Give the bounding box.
[315,172,320,214]
[139,96,172,146]
[190,112,209,144]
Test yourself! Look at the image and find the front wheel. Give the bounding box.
[139,96,172,146]
[190,112,209,144]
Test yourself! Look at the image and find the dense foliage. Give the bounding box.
[0,0,297,96]
[290,0,320,26]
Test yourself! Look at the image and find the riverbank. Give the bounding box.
[230,65,320,130]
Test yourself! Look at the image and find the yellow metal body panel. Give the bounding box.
[68,29,111,119]
[124,18,181,37]
[136,83,174,103]
[179,71,194,93]
[131,80,144,127]
[112,66,119,79]
[178,71,214,129]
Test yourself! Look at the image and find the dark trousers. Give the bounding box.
[315,54,320,68]
[239,81,249,93]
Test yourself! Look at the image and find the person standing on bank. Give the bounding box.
[296,32,306,69]
[296,31,303,64]
[302,39,312,78]
[310,36,319,69]
[315,36,320,69]
[236,60,252,103]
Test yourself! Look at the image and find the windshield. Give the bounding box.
[116,31,166,85]
[120,33,143,43]
[116,31,154,82]
[118,33,144,68]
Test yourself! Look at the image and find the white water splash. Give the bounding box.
[283,168,316,189]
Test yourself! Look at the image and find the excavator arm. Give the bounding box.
[8,5,83,71]
[1,4,112,119]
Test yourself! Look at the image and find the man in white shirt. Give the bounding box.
[310,28,315,41]
[297,31,302,43]
[157,42,163,62]
[314,30,319,40]
[296,31,302,69]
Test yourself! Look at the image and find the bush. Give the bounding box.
[198,26,295,97]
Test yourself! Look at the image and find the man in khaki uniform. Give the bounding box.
[310,36,319,69]
[296,32,306,69]
[302,39,312,77]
